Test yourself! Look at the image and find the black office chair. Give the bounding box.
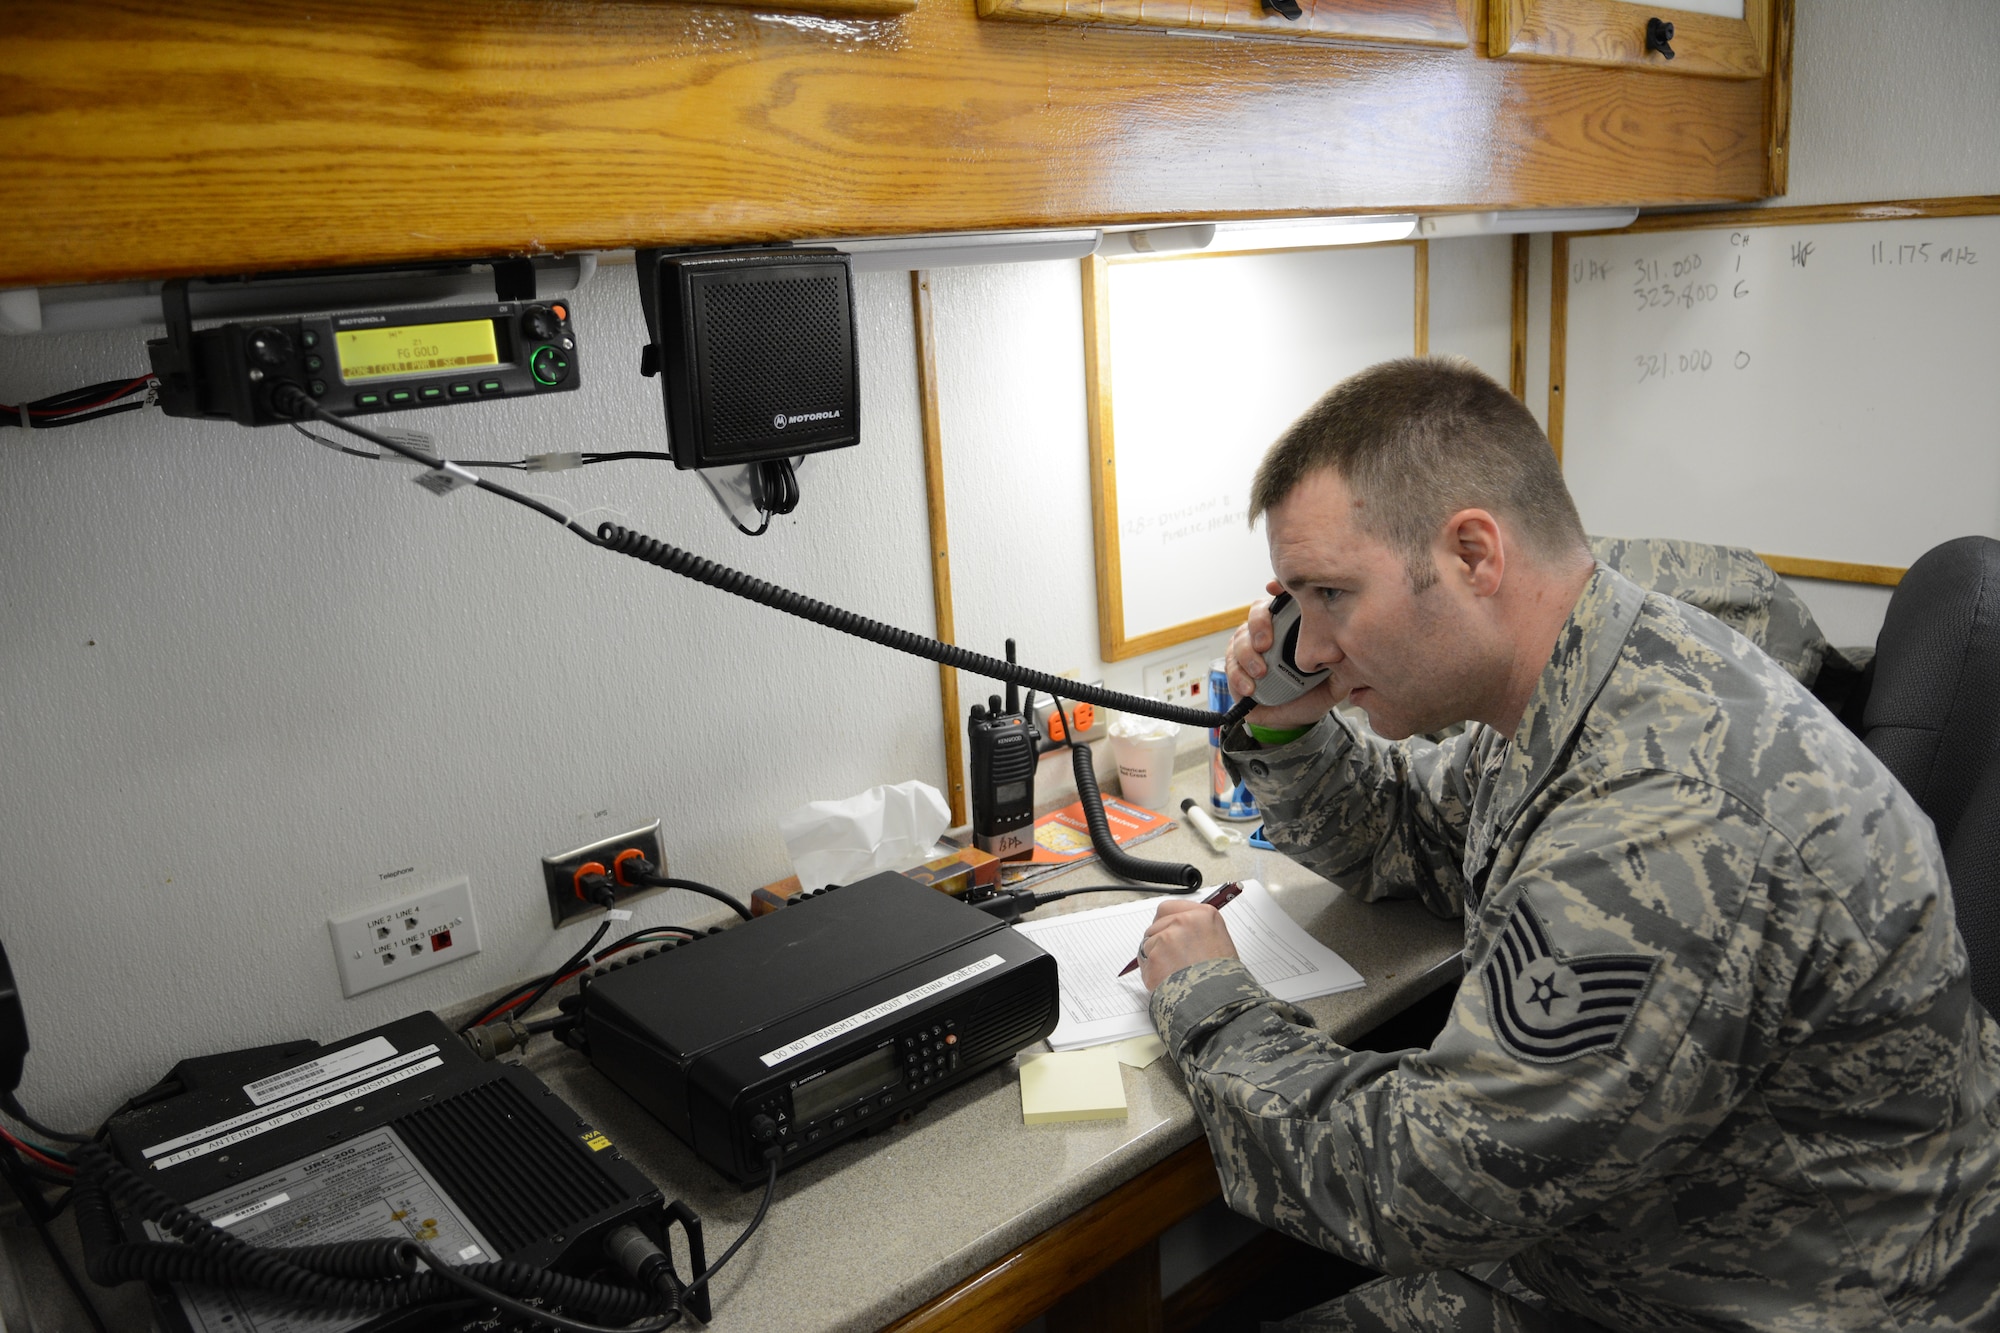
[1858,536,2000,1019]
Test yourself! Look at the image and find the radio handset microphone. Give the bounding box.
[969,640,1041,861]
[1250,592,1331,708]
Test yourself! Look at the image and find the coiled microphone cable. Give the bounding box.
[272,388,1259,736]
[1043,694,1202,891]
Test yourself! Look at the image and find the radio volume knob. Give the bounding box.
[521,306,560,342]
[749,1113,778,1143]
[246,327,294,367]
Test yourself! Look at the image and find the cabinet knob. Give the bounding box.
[1645,16,1676,59]
[1261,0,1302,20]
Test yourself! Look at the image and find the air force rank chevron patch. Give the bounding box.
[1481,899,1659,1064]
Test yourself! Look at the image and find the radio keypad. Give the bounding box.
[900,1020,959,1089]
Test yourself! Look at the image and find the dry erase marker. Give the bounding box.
[1118,881,1243,977]
[1179,798,1239,851]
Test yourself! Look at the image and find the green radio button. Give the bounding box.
[530,345,571,387]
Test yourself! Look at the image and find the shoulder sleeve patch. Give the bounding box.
[1481,899,1659,1064]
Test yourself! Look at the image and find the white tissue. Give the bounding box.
[779,779,951,889]
[1108,712,1180,741]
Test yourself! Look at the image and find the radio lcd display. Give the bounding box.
[790,1045,902,1126]
[335,318,503,382]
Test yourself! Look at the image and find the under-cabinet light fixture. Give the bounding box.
[1096,225,1218,258]
[1416,208,1640,239]
[818,229,1103,271]
[1203,215,1420,254]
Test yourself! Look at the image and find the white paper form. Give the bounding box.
[1013,879,1363,1051]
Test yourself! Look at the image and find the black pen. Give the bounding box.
[1117,882,1243,977]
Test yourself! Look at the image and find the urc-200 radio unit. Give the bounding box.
[580,872,1059,1187]
[149,300,579,427]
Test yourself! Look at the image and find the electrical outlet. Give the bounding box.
[328,877,481,998]
[1033,683,1110,751]
[1143,658,1207,705]
[541,820,664,928]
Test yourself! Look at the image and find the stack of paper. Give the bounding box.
[1012,879,1363,1051]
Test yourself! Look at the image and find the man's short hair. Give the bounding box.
[1249,357,1588,587]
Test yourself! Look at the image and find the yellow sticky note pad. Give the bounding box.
[1020,1048,1127,1125]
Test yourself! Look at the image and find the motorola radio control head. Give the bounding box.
[1252,592,1331,708]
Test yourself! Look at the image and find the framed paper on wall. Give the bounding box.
[1084,242,1425,662]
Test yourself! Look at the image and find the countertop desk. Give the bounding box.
[8,763,1464,1333]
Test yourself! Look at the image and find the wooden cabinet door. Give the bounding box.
[978,0,1473,48]
[1489,0,1773,79]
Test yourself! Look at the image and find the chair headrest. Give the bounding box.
[1864,536,2000,849]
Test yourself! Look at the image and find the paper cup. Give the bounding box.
[1108,725,1179,812]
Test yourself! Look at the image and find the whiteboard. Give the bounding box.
[1090,244,1420,658]
[1558,208,2000,580]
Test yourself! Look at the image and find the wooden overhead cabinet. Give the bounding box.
[1,0,1791,289]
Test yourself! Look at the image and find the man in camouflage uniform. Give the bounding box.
[1136,357,2000,1331]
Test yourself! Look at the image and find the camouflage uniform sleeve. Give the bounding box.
[1221,713,1493,919]
[1151,772,1786,1277]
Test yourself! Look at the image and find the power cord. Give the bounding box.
[1,375,156,431]
[508,920,611,1029]
[459,924,702,1039]
[613,855,753,922]
[0,1139,109,1333]
[686,1151,779,1303]
[270,387,1257,737]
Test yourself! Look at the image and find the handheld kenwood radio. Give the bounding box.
[968,640,1040,860]
[148,284,579,427]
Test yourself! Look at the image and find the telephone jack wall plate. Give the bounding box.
[328,877,482,998]
[1143,658,1206,705]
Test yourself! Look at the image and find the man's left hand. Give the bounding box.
[1139,900,1240,990]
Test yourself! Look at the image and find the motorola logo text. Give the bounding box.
[771,409,841,430]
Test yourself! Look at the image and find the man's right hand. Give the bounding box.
[1227,581,1342,731]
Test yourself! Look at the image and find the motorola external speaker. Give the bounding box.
[637,249,860,470]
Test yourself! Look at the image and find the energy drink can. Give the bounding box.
[1207,659,1260,821]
